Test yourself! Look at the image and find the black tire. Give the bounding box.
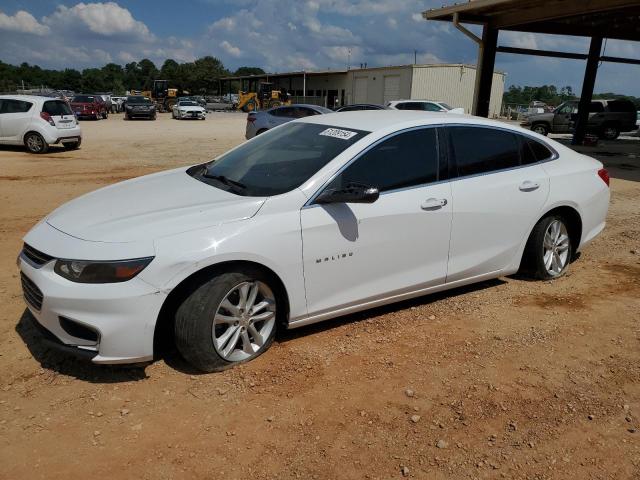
[600,124,620,140]
[531,123,549,136]
[24,132,49,154]
[175,267,280,372]
[63,139,81,150]
[520,215,573,280]
[256,128,268,136]
[150,114,156,121]
[103,111,108,119]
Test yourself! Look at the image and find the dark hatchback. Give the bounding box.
[124,96,156,120]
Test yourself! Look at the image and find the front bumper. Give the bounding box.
[18,251,167,364]
[180,111,205,119]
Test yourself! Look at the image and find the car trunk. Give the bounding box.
[43,100,77,130]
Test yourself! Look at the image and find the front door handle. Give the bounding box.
[421,198,448,210]
[519,181,540,192]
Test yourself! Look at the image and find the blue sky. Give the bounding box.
[0,0,638,95]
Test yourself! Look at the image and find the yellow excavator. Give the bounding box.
[237,82,291,112]
[140,80,189,112]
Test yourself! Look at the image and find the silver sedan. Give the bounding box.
[245,104,332,139]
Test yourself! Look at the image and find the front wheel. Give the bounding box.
[175,268,279,372]
[521,215,572,280]
[601,124,620,140]
[531,123,549,136]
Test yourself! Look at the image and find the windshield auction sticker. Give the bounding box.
[319,128,358,140]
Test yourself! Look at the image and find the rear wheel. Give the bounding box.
[24,132,49,154]
[103,111,108,119]
[601,124,620,140]
[63,139,81,150]
[256,128,268,136]
[521,215,572,280]
[175,268,279,372]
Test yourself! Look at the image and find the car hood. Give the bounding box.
[46,168,266,243]
[526,112,554,122]
[178,105,204,111]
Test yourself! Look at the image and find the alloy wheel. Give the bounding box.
[26,134,44,152]
[543,220,570,276]
[212,281,276,362]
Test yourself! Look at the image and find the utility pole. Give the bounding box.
[347,48,351,70]
[414,50,417,64]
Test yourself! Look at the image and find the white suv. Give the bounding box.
[0,95,82,154]
[387,99,465,114]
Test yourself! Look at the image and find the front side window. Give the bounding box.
[557,102,577,114]
[423,102,443,112]
[323,128,439,194]
[589,102,605,113]
[449,126,520,177]
[0,99,33,113]
[190,123,369,196]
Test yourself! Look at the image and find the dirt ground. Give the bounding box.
[1,113,639,479]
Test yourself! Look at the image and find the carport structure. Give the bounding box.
[423,0,640,144]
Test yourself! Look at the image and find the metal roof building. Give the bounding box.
[220,63,505,116]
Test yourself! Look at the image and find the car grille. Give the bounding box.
[21,272,44,311]
[22,243,54,267]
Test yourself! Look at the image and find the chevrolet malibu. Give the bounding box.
[18,111,610,372]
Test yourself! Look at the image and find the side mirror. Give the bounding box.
[315,183,379,205]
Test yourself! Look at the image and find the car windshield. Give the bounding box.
[189,122,369,197]
[179,101,198,106]
[72,95,95,103]
[128,96,151,104]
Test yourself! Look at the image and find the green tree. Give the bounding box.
[234,66,265,76]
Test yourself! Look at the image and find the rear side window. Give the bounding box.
[0,99,33,113]
[395,102,422,111]
[449,126,520,176]
[521,136,554,164]
[43,100,72,116]
[326,128,439,193]
[589,102,605,113]
[270,107,293,117]
[607,100,636,113]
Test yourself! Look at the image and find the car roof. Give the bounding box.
[0,94,52,102]
[298,110,520,133]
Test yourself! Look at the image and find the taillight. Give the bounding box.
[40,111,55,126]
[598,168,610,187]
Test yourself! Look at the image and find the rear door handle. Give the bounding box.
[519,181,540,192]
[421,198,448,210]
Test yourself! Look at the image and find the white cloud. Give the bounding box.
[43,2,154,41]
[220,40,241,57]
[0,10,50,35]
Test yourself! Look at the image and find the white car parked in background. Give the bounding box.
[387,99,465,114]
[172,100,206,120]
[0,95,81,153]
[19,111,609,371]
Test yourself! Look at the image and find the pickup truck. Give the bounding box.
[522,99,637,140]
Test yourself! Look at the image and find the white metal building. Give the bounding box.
[222,63,506,117]
[346,64,505,117]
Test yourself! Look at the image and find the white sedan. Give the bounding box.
[172,100,206,120]
[18,111,609,371]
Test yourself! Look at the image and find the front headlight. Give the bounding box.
[54,257,154,283]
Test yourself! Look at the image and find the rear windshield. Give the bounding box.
[43,100,72,116]
[72,95,96,103]
[127,96,151,104]
[189,122,369,196]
